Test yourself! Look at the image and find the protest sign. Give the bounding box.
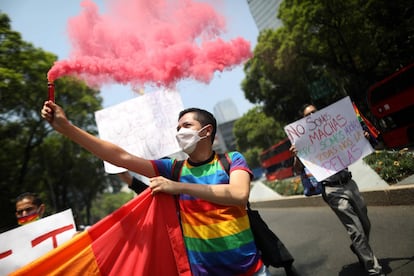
[94,89,184,173]
[10,191,191,276]
[0,209,76,275]
[284,97,373,181]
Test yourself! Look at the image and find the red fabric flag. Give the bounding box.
[10,190,191,276]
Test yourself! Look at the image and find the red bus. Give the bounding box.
[259,138,294,181]
[367,63,414,148]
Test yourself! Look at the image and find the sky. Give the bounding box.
[1,0,259,116]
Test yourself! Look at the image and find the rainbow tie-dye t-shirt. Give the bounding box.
[153,152,261,275]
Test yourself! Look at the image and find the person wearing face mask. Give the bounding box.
[41,101,269,276]
[15,192,46,226]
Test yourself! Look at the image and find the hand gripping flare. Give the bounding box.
[47,81,55,102]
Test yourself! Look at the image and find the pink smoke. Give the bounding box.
[47,0,252,88]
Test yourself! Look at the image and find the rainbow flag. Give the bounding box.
[352,102,380,146]
[10,190,191,276]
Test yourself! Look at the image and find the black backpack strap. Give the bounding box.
[170,159,185,223]
[217,152,231,176]
[171,159,185,181]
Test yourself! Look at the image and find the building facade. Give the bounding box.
[213,98,240,124]
[247,0,283,31]
[213,99,241,152]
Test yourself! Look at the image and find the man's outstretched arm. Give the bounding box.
[41,101,156,178]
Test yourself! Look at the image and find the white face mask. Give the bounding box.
[175,126,208,154]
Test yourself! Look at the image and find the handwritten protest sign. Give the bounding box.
[284,97,373,181]
[0,209,76,275]
[95,89,184,173]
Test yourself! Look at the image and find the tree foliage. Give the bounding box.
[234,106,286,151]
[0,13,117,231]
[242,0,414,124]
[240,146,263,169]
[234,107,286,167]
[89,191,135,224]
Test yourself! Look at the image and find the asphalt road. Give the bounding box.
[257,205,414,276]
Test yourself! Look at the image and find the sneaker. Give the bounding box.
[369,271,385,276]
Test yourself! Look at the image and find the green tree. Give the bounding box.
[242,29,313,123]
[234,107,286,167]
[1,13,56,230]
[242,0,414,123]
[0,13,112,231]
[241,146,263,169]
[90,192,134,224]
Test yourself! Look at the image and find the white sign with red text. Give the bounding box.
[0,209,76,275]
[94,89,184,174]
[284,97,373,181]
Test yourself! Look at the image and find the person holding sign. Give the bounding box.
[118,171,149,195]
[15,192,46,226]
[290,104,384,276]
[41,102,269,276]
[118,157,172,195]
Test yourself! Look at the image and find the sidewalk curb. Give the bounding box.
[250,184,414,208]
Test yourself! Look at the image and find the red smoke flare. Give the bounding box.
[47,0,252,88]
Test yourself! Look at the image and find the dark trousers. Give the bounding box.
[322,179,382,275]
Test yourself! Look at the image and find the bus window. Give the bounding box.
[259,138,294,181]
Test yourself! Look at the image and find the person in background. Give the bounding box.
[290,104,384,276]
[118,157,172,195]
[41,101,269,275]
[118,171,149,195]
[16,192,86,238]
[15,192,45,226]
